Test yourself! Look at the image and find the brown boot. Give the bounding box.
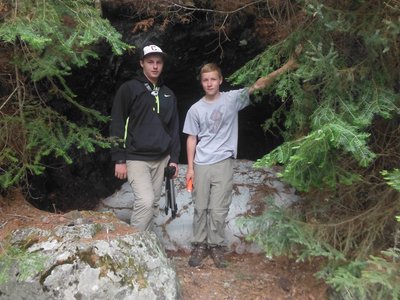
[188,244,209,267]
[210,245,227,268]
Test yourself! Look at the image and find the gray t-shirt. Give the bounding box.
[183,88,250,165]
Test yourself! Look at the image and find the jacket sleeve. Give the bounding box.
[109,82,133,162]
[169,94,181,164]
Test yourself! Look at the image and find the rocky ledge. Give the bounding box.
[0,214,180,300]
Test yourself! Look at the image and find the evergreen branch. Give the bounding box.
[165,0,265,14]
[238,199,346,261]
[0,0,129,189]
[232,1,399,297]
[248,46,302,94]
[52,76,109,123]
[381,169,400,192]
[255,117,374,191]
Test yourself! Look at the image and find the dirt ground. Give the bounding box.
[0,190,328,300]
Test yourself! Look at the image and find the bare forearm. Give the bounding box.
[186,135,197,171]
[248,46,302,95]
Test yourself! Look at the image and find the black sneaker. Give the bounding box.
[188,244,209,267]
[210,245,227,268]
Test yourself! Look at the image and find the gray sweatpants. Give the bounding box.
[192,158,233,246]
[127,156,169,231]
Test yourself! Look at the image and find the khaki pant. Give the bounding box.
[192,158,233,246]
[127,156,169,231]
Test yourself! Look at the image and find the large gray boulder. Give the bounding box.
[0,218,180,300]
[97,160,299,254]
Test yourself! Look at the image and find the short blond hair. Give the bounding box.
[200,63,222,79]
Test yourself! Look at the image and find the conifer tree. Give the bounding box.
[230,0,399,297]
[0,0,130,189]
[231,0,399,192]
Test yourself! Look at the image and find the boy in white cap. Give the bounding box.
[110,43,180,231]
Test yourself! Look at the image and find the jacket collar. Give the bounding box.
[134,70,164,87]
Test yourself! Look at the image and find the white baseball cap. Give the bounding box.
[140,44,167,59]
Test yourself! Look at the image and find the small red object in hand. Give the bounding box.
[186,178,193,192]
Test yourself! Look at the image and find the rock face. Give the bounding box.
[0,218,180,300]
[97,160,299,254]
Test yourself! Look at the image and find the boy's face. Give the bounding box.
[140,54,164,84]
[201,70,222,99]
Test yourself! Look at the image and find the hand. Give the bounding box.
[285,57,299,70]
[186,168,194,184]
[286,43,303,70]
[186,177,193,192]
[115,163,127,180]
[169,162,179,178]
[294,43,303,57]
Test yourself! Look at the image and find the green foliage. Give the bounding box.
[0,104,110,188]
[0,0,128,80]
[0,246,46,283]
[254,119,374,191]
[231,0,400,298]
[382,169,400,192]
[0,0,131,189]
[318,213,400,300]
[238,199,345,261]
[321,248,400,300]
[229,0,400,192]
[239,200,400,299]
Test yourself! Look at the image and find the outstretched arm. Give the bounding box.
[248,46,302,95]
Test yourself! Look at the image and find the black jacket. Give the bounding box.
[110,71,180,163]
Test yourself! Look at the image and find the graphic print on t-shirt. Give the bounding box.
[207,108,223,134]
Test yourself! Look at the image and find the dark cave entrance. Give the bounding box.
[27,5,284,213]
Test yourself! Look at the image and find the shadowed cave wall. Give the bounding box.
[28,3,284,212]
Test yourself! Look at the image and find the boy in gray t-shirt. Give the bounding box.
[183,88,250,165]
[183,59,299,268]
